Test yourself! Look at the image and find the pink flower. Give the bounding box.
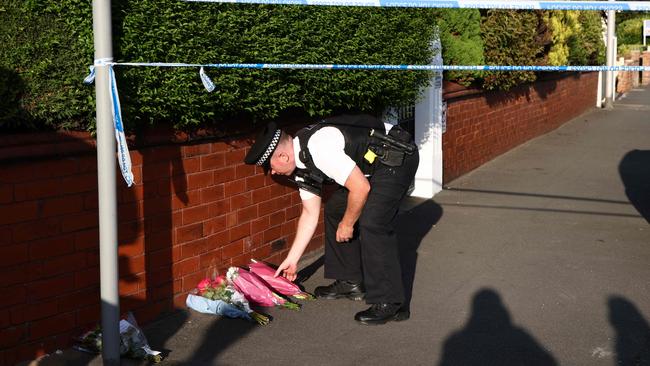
[248,259,314,300]
[196,278,212,294]
[227,267,300,310]
[212,275,226,288]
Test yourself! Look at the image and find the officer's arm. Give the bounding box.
[337,166,370,242]
[275,195,322,280]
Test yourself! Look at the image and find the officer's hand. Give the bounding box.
[336,223,354,243]
[275,258,298,282]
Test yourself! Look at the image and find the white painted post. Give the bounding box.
[411,33,443,198]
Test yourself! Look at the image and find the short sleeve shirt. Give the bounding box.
[294,126,355,200]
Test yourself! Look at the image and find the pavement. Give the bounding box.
[24,85,650,366]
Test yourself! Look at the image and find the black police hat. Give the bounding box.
[244,122,282,167]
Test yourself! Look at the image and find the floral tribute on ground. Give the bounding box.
[186,261,313,324]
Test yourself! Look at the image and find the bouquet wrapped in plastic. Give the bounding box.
[227,267,300,310]
[249,259,314,300]
[187,276,269,325]
[74,312,162,363]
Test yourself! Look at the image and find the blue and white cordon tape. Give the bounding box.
[85,59,134,187]
[86,60,649,186]
[184,0,650,11]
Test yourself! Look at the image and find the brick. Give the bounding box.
[224,149,246,166]
[74,266,100,290]
[0,183,13,203]
[119,275,142,296]
[12,218,59,243]
[118,239,145,257]
[29,312,76,340]
[0,285,26,308]
[121,255,146,277]
[231,192,252,210]
[264,225,282,243]
[230,252,252,267]
[0,201,38,225]
[229,223,250,242]
[0,244,29,268]
[251,216,270,234]
[74,228,99,250]
[22,298,60,322]
[177,223,203,243]
[236,164,256,179]
[171,189,201,210]
[83,191,100,210]
[205,230,229,249]
[203,216,227,236]
[14,178,61,201]
[200,153,226,171]
[269,210,286,226]
[181,271,206,292]
[182,204,211,225]
[0,265,28,287]
[141,161,172,182]
[59,173,98,195]
[59,287,99,313]
[224,179,246,196]
[0,325,28,348]
[187,171,213,190]
[39,195,84,218]
[0,227,11,246]
[199,250,222,269]
[252,187,271,204]
[27,275,74,301]
[76,304,101,328]
[245,175,266,191]
[180,238,207,260]
[213,167,236,184]
[251,244,272,260]
[60,212,98,233]
[200,185,225,203]
[30,252,86,281]
[29,234,75,260]
[183,144,211,158]
[172,257,200,277]
[221,240,243,260]
[237,206,258,223]
[208,199,230,217]
[179,157,201,174]
[142,196,174,216]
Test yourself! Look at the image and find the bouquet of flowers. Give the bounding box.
[227,267,300,310]
[74,312,163,363]
[187,276,269,325]
[248,259,314,300]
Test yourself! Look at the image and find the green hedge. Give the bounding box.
[0,2,608,131]
[1,1,439,132]
[481,10,551,90]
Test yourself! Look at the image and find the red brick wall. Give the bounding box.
[442,72,598,182]
[0,72,599,364]
[0,138,323,364]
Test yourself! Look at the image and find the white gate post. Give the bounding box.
[411,34,444,198]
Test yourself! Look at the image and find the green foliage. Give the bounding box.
[480,10,551,90]
[547,11,581,65]
[435,9,484,85]
[617,18,646,46]
[1,1,439,131]
[568,12,605,66]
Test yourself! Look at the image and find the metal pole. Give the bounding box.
[604,2,616,109]
[91,0,121,365]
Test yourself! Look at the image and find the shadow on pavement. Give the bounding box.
[619,150,650,223]
[438,288,558,366]
[608,295,650,366]
[396,199,443,313]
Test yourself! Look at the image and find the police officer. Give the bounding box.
[244,114,419,325]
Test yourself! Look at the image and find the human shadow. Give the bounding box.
[619,150,650,223]
[395,198,442,313]
[438,288,558,366]
[608,296,650,366]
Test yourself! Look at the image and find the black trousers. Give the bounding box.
[323,149,419,304]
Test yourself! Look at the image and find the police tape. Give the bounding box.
[84,63,135,187]
[183,0,650,11]
[108,62,650,72]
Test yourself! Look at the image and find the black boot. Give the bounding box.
[354,303,409,325]
[314,280,366,301]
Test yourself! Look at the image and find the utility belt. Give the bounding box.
[365,126,417,167]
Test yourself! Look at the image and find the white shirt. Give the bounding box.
[294,123,393,200]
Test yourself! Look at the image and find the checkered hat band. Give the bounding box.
[256,129,281,166]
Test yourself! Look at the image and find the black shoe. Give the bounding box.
[314,280,366,301]
[354,303,410,325]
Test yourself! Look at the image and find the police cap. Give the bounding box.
[244,122,282,167]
